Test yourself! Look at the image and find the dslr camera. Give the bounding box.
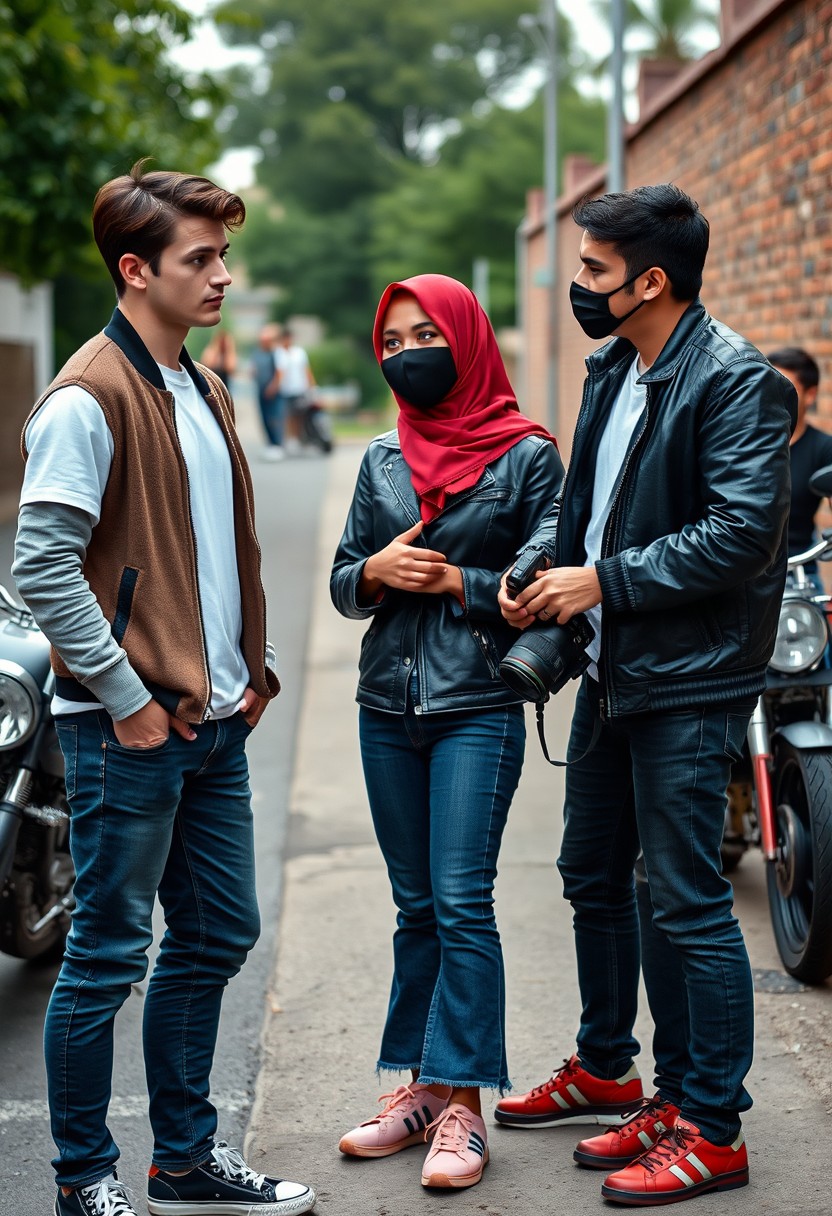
[499,544,595,703]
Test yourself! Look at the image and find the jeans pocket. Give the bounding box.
[55,722,78,801]
[723,711,751,763]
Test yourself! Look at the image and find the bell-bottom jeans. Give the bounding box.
[358,699,525,1091]
[48,709,259,1189]
[558,676,755,1144]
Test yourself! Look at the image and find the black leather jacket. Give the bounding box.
[331,431,564,713]
[523,300,795,717]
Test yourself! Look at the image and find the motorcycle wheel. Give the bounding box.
[766,741,832,983]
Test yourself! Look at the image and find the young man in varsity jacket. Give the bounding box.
[13,162,316,1216]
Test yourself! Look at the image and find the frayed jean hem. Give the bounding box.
[418,1073,512,1096]
[376,1059,422,1079]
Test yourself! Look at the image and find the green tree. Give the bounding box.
[592,0,719,65]
[0,0,224,286]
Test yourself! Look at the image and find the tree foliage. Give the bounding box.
[0,0,224,284]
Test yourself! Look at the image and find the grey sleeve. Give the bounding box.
[12,502,152,720]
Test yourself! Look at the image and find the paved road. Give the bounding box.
[248,443,832,1216]
[0,387,329,1213]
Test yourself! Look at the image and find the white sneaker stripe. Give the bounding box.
[654,1121,667,1134]
[551,1091,571,1109]
[566,1084,590,1106]
[638,1131,654,1149]
[669,1165,695,1187]
[686,1152,712,1181]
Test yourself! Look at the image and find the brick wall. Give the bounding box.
[522,0,832,462]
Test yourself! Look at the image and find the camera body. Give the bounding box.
[499,545,594,703]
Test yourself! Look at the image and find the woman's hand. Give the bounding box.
[359,521,448,599]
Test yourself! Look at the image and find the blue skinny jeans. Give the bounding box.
[358,699,525,1091]
[557,676,755,1145]
[48,710,259,1189]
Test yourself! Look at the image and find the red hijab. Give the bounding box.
[373,273,557,523]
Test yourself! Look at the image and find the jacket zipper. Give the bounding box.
[598,382,652,718]
[553,375,593,566]
[169,396,214,721]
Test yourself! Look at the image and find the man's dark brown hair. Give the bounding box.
[92,159,246,296]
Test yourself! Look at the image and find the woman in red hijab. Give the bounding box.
[331,274,563,1191]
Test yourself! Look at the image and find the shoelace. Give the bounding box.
[210,1141,266,1190]
[616,1096,671,1131]
[366,1083,419,1124]
[425,1106,479,1159]
[637,1123,696,1174]
[79,1177,135,1216]
[530,1056,580,1098]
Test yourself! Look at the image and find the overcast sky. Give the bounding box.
[170,0,720,189]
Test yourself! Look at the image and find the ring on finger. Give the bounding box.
[540,607,551,619]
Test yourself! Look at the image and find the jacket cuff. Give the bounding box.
[595,555,634,613]
[83,653,153,721]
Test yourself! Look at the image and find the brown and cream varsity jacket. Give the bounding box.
[21,308,280,723]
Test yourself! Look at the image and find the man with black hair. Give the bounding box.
[496,185,795,1204]
[768,347,832,560]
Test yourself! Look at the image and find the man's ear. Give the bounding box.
[805,385,819,411]
[642,266,667,301]
[119,253,148,291]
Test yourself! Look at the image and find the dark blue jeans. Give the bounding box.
[557,677,754,1144]
[358,700,525,1090]
[48,710,259,1189]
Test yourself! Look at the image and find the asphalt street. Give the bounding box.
[0,385,328,1214]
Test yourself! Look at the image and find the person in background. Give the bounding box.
[201,328,237,392]
[274,327,315,453]
[252,323,286,461]
[331,273,563,1193]
[768,347,832,568]
[12,161,314,1216]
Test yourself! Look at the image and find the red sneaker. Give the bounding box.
[494,1055,643,1128]
[574,1096,680,1168]
[601,1118,749,1205]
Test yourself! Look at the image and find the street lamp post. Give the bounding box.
[607,0,626,192]
[520,1,559,437]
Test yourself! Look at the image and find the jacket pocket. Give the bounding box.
[694,605,723,652]
[467,622,501,679]
[112,566,140,645]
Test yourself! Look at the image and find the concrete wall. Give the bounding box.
[0,275,53,522]
[521,0,832,462]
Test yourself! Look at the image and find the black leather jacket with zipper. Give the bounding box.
[331,430,564,714]
[521,299,795,718]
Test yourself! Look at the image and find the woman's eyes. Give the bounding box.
[384,329,438,351]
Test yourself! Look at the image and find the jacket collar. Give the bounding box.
[103,307,212,398]
[586,298,709,384]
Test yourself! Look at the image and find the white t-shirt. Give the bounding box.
[23,367,250,717]
[583,354,647,680]
[275,344,311,396]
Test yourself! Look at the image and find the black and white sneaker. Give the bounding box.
[146,1141,315,1214]
[55,1171,137,1216]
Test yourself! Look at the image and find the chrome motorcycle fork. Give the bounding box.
[747,697,777,861]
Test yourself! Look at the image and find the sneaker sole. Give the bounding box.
[421,1148,489,1189]
[495,1103,638,1128]
[574,1148,642,1169]
[600,1169,749,1205]
[338,1131,426,1158]
[147,1188,316,1215]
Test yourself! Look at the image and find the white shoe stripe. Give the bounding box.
[551,1091,571,1109]
[566,1085,590,1106]
[669,1165,695,1187]
[654,1121,667,1134]
[686,1152,712,1181]
[617,1065,641,1085]
[638,1131,654,1149]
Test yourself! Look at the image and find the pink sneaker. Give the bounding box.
[421,1103,489,1189]
[339,1083,450,1158]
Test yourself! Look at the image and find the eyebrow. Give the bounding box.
[382,319,436,335]
[183,243,230,258]
[580,254,607,270]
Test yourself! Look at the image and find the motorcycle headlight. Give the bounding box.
[770,600,829,674]
[0,661,41,750]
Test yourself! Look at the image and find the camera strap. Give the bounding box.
[535,703,602,767]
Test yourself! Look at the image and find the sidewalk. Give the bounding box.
[245,443,830,1216]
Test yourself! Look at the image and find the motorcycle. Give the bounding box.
[724,464,832,984]
[0,583,73,960]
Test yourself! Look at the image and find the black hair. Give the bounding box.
[766,347,820,390]
[572,184,709,301]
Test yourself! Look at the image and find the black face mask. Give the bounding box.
[569,268,650,340]
[381,347,458,410]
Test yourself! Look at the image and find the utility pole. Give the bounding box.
[607,0,626,192]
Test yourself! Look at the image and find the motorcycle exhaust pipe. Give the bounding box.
[0,764,37,887]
